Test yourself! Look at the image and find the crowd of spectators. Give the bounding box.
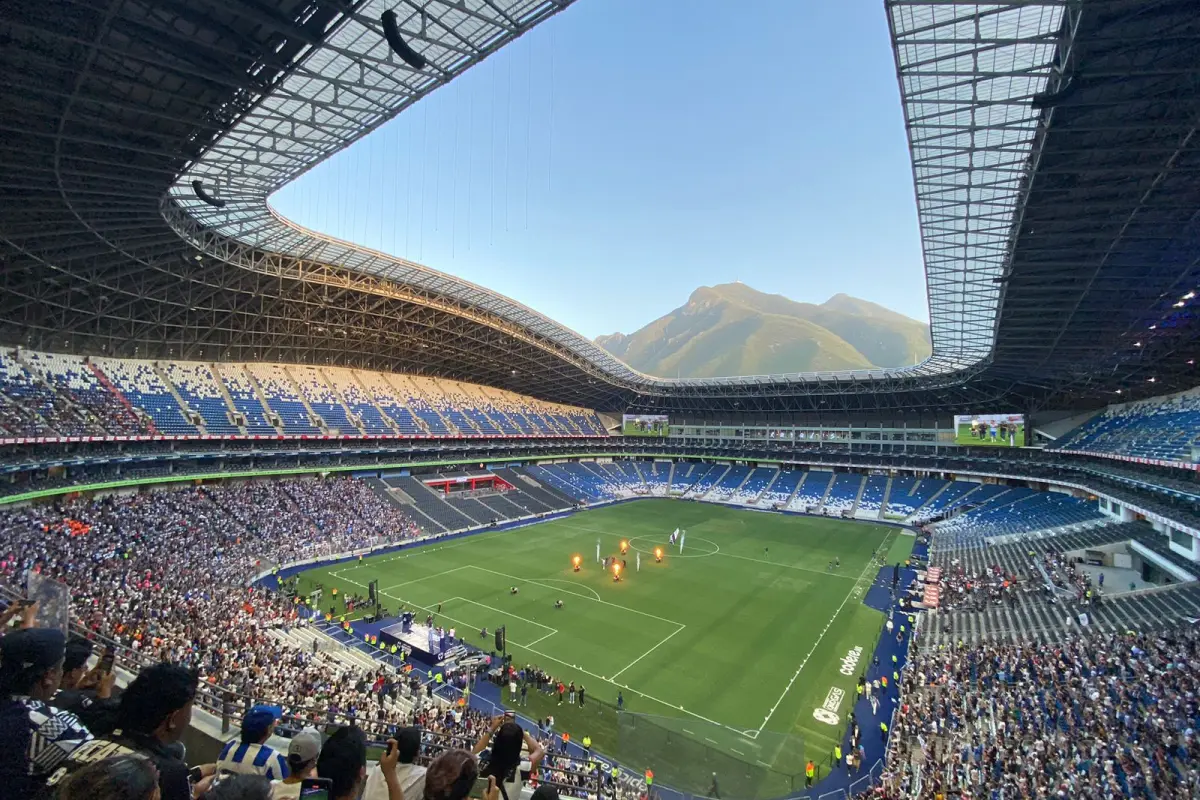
[885,630,1200,798]
[0,476,640,800]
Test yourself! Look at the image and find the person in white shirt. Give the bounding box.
[270,727,321,799]
[363,727,426,800]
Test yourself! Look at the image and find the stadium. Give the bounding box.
[0,1,1198,799]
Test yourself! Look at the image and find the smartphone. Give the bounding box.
[469,776,492,799]
[301,777,333,800]
[98,646,116,673]
[187,766,203,784]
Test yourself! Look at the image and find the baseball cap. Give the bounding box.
[63,636,95,673]
[0,628,66,677]
[242,703,282,737]
[287,727,322,765]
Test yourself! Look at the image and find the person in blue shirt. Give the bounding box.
[216,704,288,780]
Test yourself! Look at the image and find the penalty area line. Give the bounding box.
[610,624,686,680]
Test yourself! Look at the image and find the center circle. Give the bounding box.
[626,534,720,559]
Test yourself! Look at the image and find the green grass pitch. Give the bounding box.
[295,500,914,794]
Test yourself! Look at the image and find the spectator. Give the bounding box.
[315,726,369,800]
[217,705,287,780]
[423,749,479,800]
[0,627,93,800]
[364,726,426,800]
[269,727,321,799]
[52,637,118,736]
[53,753,161,800]
[53,663,208,800]
[473,717,545,800]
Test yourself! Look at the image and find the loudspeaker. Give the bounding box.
[191,180,226,208]
[495,626,506,652]
[381,10,427,70]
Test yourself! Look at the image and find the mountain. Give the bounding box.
[594,283,931,378]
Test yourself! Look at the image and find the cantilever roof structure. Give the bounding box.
[1,0,1198,414]
[172,0,1069,392]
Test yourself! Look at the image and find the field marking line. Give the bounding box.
[755,531,893,734]
[375,595,556,650]
[465,565,686,627]
[534,578,601,601]
[716,551,859,581]
[510,639,752,739]
[452,597,558,636]
[524,631,557,647]
[381,566,472,592]
[610,624,687,680]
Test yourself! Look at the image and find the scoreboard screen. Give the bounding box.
[622,413,669,437]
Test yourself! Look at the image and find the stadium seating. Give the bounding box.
[161,361,240,435]
[854,475,888,517]
[822,473,864,515]
[210,363,278,434]
[683,464,729,499]
[669,462,703,493]
[728,467,777,504]
[0,349,607,440]
[1051,390,1200,463]
[882,476,948,519]
[756,469,802,507]
[928,488,1104,549]
[94,356,198,435]
[788,470,833,511]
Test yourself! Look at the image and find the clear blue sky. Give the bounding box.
[271,0,926,340]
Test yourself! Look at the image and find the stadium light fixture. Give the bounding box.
[1184,292,1196,300]
[1173,301,1186,308]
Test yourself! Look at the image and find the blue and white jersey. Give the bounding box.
[216,739,289,780]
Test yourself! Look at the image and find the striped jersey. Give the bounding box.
[217,739,289,780]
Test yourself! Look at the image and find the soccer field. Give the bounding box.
[295,501,913,796]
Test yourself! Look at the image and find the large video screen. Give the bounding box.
[622,413,670,437]
[954,414,1026,447]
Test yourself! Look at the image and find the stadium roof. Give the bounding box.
[1,0,1197,414]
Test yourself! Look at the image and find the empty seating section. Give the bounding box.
[929,489,1104,548]
[161,362,239,435]
[823,473,864,514]
[789,471,832,510]
[0,349,605,439]
[641,462,670,495]
[382,476,475,531]
[705,465,750,501]
[396,376,453,435]
[684,464,727,498]
[856,475,889,516]
[212,364,277,434]
[910,481,979,523]
[290,366,357,434]
[1052,391,1200,462]
[758,469,802,507]
[356,372,423,435]
[669,463,700,493]
[95,357,197,435]
[497,469,576,511]
[726,467,774,504]
[247,365,321,434]
[884,477,948,518]
[322,368,391,434]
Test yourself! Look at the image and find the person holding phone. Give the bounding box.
[363,727,424,800]
[471,717,545,800]
[54,637,119,736]
[269,728,321,799]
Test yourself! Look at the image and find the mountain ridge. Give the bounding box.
[594,283,931,378]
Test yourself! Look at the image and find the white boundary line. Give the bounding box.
[466,565,684,627]
[753,533,892,735]
[611,624,686,680]
[380,566,471,592]
[533,578,602,601]
[451,597,557,636]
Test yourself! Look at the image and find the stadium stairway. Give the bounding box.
[387,476,476,531]
[877,477,895,519]
[151,362,205,434]
[347,370,402,435]
[752,469,780,505]
[848,474,870,516]
[282,366,332,435]
[87,360,155,434]
[816,472,837,513]
[495,469,575,512]
[908,480,951,520]
[209,364,248,435]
